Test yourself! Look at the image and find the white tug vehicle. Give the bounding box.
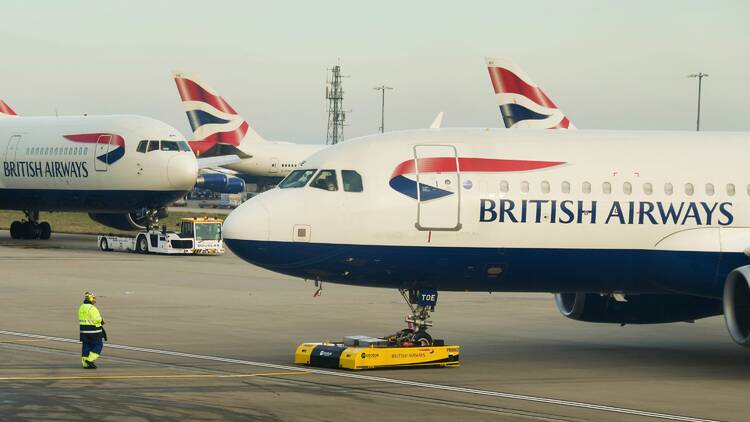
[98,217,224,255]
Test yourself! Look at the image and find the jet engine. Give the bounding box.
[88,208,166,231]
[724,266,750,347]
[196,174,245,193]
[554,293,722,325]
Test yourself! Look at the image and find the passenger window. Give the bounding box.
[643,182,653,195]
[562,181,570,194]
[582,181,591,194]
[602,182,611,194]
[541,181,550,194]
[279,169,318,188]
[342,170,363,192]
[705,183,715,196]
[727,183,736,196]
[665,183,673,195]
[310,170,338,191]
[137,140,148,153]
[499,180,509,193]
[147,141,160,152]
[623,182,632,195]
[685,183,694,196]
[520,181,529,193]
[161,141,180,151]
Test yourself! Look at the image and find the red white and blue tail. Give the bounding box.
[485,57,575,129]
[173,72,265,157]
[0,99,18,118]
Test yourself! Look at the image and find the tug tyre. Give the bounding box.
[39,222,51,240]
[10,221,21,239]
[100,238,109,251]
[136,235,149,254]
[413,331,433,347]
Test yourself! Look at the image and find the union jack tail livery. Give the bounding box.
[485,57,575,130]
[173,72,264,157]
[0,99,18,117]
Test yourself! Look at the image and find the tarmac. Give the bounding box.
[0,232,748,421]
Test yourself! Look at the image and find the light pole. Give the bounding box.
[373,85,393,133]
[688,73,708,131]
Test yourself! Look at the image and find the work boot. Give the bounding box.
[84,361,97,369]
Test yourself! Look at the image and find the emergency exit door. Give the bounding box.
[414,144,462,231]
[94,135,113,172]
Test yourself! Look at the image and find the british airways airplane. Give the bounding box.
[173,72,324,187]
[222,128,750,348]
[486,57,575,129]
[0,100,198,239]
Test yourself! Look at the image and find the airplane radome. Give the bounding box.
[223,127,750,349]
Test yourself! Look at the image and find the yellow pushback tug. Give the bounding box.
[295,288,459,370]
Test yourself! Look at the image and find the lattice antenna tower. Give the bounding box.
[326,64,348,145]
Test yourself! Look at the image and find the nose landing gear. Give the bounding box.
[387,288,439,346]
[9,210,51,240]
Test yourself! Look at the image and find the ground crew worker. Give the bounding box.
[78,292,106,369]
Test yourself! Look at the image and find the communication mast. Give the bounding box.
[326,64,347,145]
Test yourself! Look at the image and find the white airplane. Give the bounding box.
[221,127,750,349]
[486,57,575,129]
[173,72,325,187]
[0,99,198,239]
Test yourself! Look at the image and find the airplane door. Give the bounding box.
[270,157,279,174]
[4,135,21,163]
[94,135,112,172]
[414,145,462,231]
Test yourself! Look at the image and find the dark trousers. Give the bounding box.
[82,339,103,359]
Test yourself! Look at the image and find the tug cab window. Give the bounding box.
[147,140,160,152]
[161,140,180,151]
[279,169,318,188]
[342,170,363,192]
[137,140,148,153]
[310,170,338,191]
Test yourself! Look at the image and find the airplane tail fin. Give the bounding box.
[173,71,265,157]
[485,57,575,129]
[0,100,18,117]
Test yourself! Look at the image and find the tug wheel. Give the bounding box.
[136,235,149,254]
[413,330,433,347]
[100,238,109,251]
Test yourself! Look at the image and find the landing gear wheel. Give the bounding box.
[22,222,36,239]
[10,221,21,239]
[39,222,51,240]
[413,330,433,347]
[100,237,109,251]
[136,235,149,254]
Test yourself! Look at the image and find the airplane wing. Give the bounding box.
[429,112,444,129]
[197,155,241,169]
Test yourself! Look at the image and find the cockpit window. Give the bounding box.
[178,141,191,152]
[310,170,338,191]
[342,170,363,192]
[161,140,180,151]
[147,140,160,152]
[279,169,318,188]
[137,140,148,153]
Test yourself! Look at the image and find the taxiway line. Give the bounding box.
[0,371,307,382]
[0,329,719,422]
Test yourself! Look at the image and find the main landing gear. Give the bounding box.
[386,288,439,347]
[9,210,51,240]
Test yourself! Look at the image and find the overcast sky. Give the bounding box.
[1,1,748,143]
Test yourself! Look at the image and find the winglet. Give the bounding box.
[429,112,444,129]
[0,100,18,117]
[485,57,575,129]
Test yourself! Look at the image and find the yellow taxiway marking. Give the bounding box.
[0,371,308,382]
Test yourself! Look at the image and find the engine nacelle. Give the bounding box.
[554,293,722,325]
[88,208,166,231]
[724,266,750,347]
[196,174,245,193]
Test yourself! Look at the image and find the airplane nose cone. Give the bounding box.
[167,154,199,189]
[223,197,270,244]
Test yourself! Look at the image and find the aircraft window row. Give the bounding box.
[279,169,363,192]
[136,140,191,153]
[25,146,88,156]
[281,163,298,168]
[503,180,743,196]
